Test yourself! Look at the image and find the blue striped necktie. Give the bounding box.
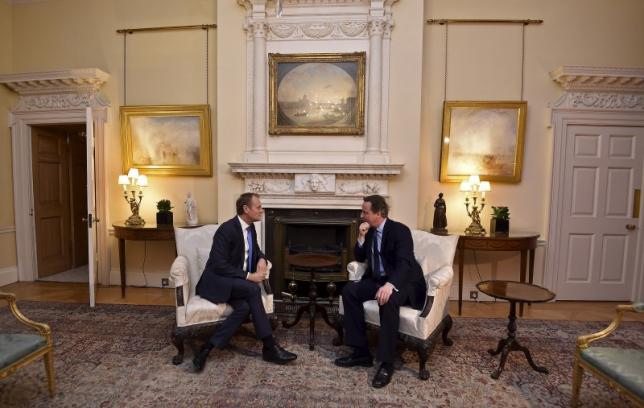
[373,229,383,277]
[246,227,253,273]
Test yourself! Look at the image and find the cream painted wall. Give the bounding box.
[0,0,17,271]
[420,0,644,297]
[6,0,217,286]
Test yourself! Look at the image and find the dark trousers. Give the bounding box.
[208,278,272,348]
[342,278,406,364]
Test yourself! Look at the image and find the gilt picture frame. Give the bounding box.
[268,52,366,135]
[120,105,212,176]
[439,101,527,183]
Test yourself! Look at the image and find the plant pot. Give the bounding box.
[156,211,173,225]
[490,218,509,235]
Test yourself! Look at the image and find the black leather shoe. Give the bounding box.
[193,346,212,372]
[372,364,394,388]
[262,344,297,364]
[334,353,374,368]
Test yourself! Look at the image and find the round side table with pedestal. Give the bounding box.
[476,280,556,379]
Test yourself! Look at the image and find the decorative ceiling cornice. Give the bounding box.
[0,68,109,96]
[550,66,644,93]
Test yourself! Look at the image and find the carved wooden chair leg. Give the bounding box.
[417,342,430,380]
[571,356,584,407]
[442,315,454,346]
[332,316,344,346]
[269,314,280,330]
[44,350,56,397]
[171,327,185,365]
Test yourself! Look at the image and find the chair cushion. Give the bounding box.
[362,300,443,340]
[0,333,47,369]
[185,295,234,326]
[580,347,644,400]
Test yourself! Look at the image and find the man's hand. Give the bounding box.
[375,283,395,305]
[358,222,369,240]
[247,259,268,283]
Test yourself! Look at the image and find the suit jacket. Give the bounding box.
[196,216,265,304]
[355,219,427,310]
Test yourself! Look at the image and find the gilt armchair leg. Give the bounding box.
[571,357,584,407]
[171,327,185,365]
[44,350,55,397]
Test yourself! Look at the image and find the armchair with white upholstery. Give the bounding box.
[169,225,274,364]
[337,230,459,380]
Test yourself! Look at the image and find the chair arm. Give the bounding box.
[0,292,52,341]
[426,265,453,297]
[169,256,190,288]
[347,261,366,281]
[576,304,640,350]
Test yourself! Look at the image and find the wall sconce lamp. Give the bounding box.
[118,168,148,226]
[459,175,491,236]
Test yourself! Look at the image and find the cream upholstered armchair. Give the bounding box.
[337,230,459,380]
[168,225,274,364]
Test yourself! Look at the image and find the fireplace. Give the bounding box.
[265,208,361,299]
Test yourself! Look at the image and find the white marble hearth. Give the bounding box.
[229,162,403,208]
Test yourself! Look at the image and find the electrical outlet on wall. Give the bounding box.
[469,290,478,300]
[161,278,169,288]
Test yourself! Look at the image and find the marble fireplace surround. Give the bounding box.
[232,0,403,210]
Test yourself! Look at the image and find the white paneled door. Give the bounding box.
[556,125,644,300]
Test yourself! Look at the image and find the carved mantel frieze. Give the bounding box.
[230,162,402,208]
[0,68,111,111]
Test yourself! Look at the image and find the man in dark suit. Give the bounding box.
[335,195,426,388]
[192,193,297,371]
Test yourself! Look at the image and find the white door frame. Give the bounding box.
[9,108,109,287]
[547,66,644,301]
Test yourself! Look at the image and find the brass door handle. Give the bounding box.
[626,224,637,231]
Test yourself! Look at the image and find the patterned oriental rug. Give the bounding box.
[0,302,641,407]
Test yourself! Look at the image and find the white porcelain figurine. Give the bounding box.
[185,192,199,226]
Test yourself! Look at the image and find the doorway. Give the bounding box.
[31,124,89,283]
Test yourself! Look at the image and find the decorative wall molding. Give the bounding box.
[0,266,18,287]
[550,66,644,93]
[0,68,111,111]
[0,225,16,234]
[237,0,397,165]
[551,92,644,111]
[230,162,401,208]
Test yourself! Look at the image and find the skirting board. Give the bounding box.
[0,266,18,287]
[109,269,174,289]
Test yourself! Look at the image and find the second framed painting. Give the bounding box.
[120,105,212,176]
[268,52,366,135]
[439,101,527,183]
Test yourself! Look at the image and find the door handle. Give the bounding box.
[626,224,637,231]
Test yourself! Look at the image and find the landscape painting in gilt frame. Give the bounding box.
[439,101,527,183]
[269,52,366,135]
[120,105,212,176]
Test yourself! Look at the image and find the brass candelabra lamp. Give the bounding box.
[459,175,491,236]
[118,168,148,226]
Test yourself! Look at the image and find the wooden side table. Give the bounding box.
[458,232,539,316]
[112,223,176,297]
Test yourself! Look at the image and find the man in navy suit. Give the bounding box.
[192,193,297,371]
[335,195,426,388]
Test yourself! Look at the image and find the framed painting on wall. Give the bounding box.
[268,52,366,135]
[120,105,212,176]
[439,101,527,183]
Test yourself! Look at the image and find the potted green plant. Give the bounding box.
[490,206,510,235]
[156,199,174,226]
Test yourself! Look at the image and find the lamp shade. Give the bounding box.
[479,181,491,192]
[468,175,481,185]
[127,168,139,178]
[459,181,472,192]
[136,175,148,187]
[118,175,129,185]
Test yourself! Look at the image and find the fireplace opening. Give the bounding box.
[265,208,361,301]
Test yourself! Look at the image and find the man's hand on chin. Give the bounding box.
[375,283,394,305]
